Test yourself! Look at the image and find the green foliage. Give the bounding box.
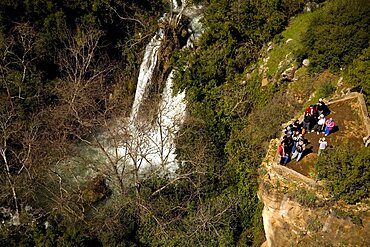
[33,226,85,247]
[345,45,370,109]
[174,0,306,157]
[267,11,314,77]
[306,217,323,232]
[315,143,370,204]
[292,188,318,208]
[332,208,363,226]
[302,0,370,72]
[0,216,91,247]
[316,80,336,99]
[237,202,266,247]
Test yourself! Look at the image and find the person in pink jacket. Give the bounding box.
[324,118,335,136]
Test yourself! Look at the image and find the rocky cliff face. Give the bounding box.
[258,139,370,247]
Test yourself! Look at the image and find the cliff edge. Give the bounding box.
[258,93,370,247]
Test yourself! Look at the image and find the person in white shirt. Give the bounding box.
[318,137,327,155]
[316,114,326,135]
[292,139,305,161]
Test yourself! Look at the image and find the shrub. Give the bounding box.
[315,143,370,204]
[303,0,370,72]
[316,80,336,99]
[306,217,323,232]
[345,45,370,110]
[292,188,318,208]
[332,208,363,226]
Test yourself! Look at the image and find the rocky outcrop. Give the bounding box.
[259,126,370,246]
[280,65,296,82]
[302,58,310,67]
[304,2,320,12]
[259,158,370,246]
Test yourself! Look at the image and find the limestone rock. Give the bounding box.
[285,38,293,44]
[259,56,270,75]
[281,65,296,82]
[304,2,319,12]
[258,165,370,247]
[302,58,310,67]
[259,134,370,247]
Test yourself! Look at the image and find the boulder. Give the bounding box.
[281,65,296,82]
[286,38,293,44]
[302,59,310,67]
[304,2,319,12]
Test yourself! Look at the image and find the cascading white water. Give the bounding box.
[172,0,179,11]
[53,0,203,196]
[70,0,205,185]
[130,31,163,123]
[113,1,202,175]
[119,70,186,174]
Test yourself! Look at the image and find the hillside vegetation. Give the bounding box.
[173,0,369,244]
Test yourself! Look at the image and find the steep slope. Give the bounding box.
[259,135,370,246]
[259,164,370,246]
[254,2,370,245]
[257,92,370,247]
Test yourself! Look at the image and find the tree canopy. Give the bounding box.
[302,0,370,72]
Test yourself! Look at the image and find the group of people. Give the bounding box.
[301,99,334,136]
[278,98,335,165]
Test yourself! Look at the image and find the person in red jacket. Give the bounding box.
[324,118,335,136]
[278,142,288,165]
[304,105,317,116]
[304,105,318,132]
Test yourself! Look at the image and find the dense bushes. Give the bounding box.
[174,0,309,155]
[0,216,90,247]
[315,143,370,204]
[345,46,370,109]
[302,0,370,72]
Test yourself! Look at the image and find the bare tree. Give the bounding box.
[26,25,116,220]
[0,107,20,224]
[0,23,41,224]
[52,25,116,133]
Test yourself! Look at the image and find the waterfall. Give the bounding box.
[113,1,203,175]
[172,0,179,11]
[67,0,205,186]
[147,71,186,173]
[119,70,186,174]
[130,31,163,123]
[52,0,203,197]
